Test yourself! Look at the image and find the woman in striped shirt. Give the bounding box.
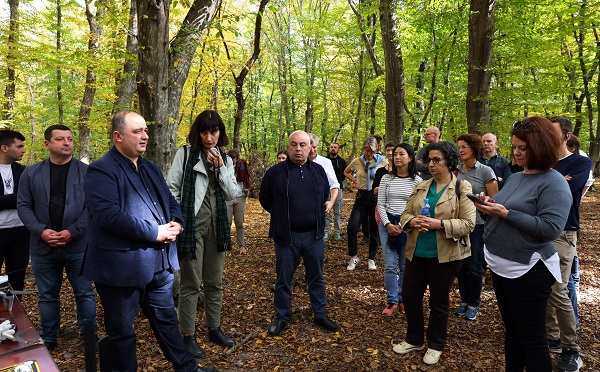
[377,143,422,316]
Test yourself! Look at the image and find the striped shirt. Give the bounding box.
[377,174,423,226]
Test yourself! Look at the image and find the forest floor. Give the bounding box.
[19,187,600,371]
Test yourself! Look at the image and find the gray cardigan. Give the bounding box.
[483,170,571,264]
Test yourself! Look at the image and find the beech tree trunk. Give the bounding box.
[78,0,103,163]
[113,0,138,115]
[466,0,496,133]
[3,0,18,121]
[379,0,405,143]
[136,0,219,174]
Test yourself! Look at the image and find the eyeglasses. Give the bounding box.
[458,145,470,150]
[424,157,445,164]
[512,120,536,131]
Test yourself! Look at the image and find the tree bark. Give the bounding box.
[78,0,103,163]
[466,0,496,133]
[56,0,64,125]
[3,0,18,121]
[135,0,219,174]
[379,0,405,143]
[113,0,138,115]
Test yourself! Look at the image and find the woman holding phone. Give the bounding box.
[167,110,238,357]
[475,116,571,371]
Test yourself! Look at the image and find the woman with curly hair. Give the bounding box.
[393,141,475,365]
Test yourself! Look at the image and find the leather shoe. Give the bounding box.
[44,340,57,350]
[267,318,288,336]
[314,315,339,332]
[208,327,235,347]
[196,367,218,372]
[182,335,206,359]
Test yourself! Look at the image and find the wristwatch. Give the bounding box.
[440,220,445,230]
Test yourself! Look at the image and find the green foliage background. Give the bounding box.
[1,0,598,164]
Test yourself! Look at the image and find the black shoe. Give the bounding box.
[314,315,339,332]
[267,318,288,336]
[44,340,57,350]
[182,335,206,359]
[208,327,235,347]
[557,348,583,372]
[548,338,562,354]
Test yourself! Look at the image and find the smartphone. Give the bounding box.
[467,193,486,204]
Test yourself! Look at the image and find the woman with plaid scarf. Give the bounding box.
[167,110,238,358]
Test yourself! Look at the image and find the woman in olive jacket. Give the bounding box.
[393,141,476,366]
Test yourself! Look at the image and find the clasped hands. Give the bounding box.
[156,221,183,244]
[41,229,73,247]
[386,223,403,236]
[410,215,443,232]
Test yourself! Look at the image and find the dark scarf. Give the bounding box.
[177,146,231,260]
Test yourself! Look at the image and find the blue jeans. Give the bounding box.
[31,250,97,343]
[457,224,484,307]
[96,270,197,372]
[380,223,406,305]
[567,249,579,325]
[274,230,326,321]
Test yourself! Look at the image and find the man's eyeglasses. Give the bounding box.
[424,157,445,164]
[512,120,536,131]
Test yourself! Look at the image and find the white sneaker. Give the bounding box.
[367,259,377,271]
[392,341,425,355]
[423,348,442,365]
[347,257,359,271]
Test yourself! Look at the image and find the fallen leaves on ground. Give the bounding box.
[20,188,600,371]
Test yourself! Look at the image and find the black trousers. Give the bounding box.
[0,226,30,292]
[492,261,554,372]
[402,256,461,351]
[95,270,198,372]
[347,190,379,259]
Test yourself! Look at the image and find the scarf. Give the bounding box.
[177,146,231,260]
[361,153,384,190]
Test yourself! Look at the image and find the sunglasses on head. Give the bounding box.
[512,120,536,131]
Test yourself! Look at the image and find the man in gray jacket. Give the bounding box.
[17,125,96,350]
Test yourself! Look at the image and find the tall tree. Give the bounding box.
[466,0,496,133]
[136,0,220,174]
[78,0,103,162]
[222,0,270,150]
[56,0,64,125]
[379,0,405,143]
[113,0,138,115]
[3,0,19,121]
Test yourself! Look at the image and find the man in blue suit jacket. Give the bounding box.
[17,125,96,350]
[83,111,209,372]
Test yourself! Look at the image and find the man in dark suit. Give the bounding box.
[83,111,210,372]
[0,130,29,293]
[17,125,96,350]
